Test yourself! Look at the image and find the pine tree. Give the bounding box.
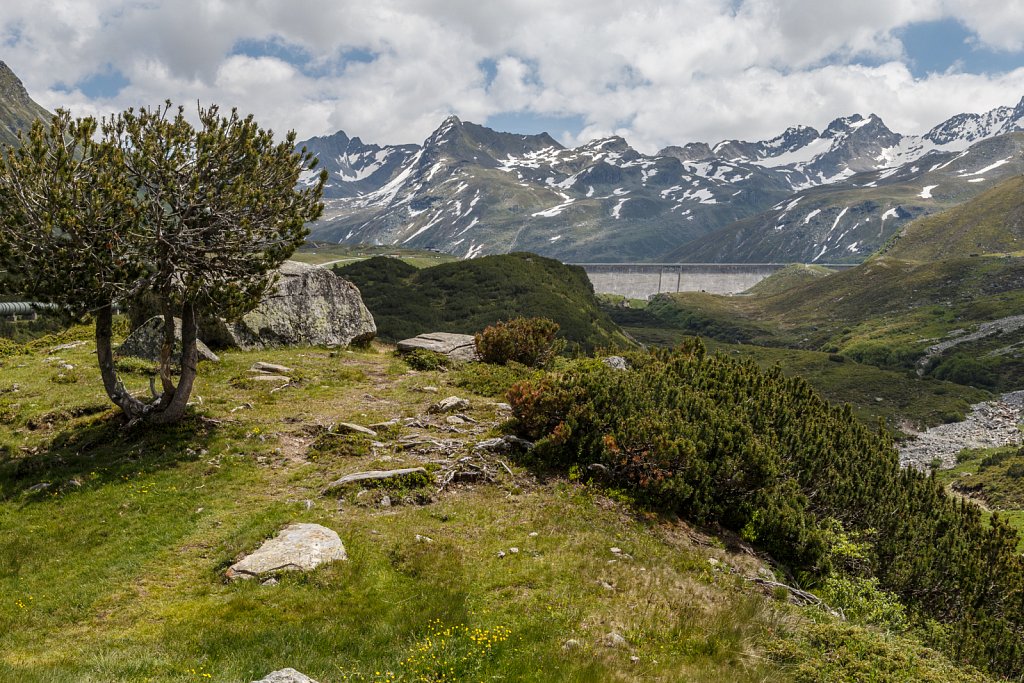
[0,104,326,423]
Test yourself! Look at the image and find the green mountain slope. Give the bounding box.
[336,252,633,350]
[744,263,834,296]
[882,175,1024,261]
[625,179,1024,391]
[0,61,51,148]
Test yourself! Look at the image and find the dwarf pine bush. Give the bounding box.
[507,340,1024,678]
[475,317,563,368]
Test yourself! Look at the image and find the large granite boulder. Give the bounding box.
[226,523,347,580]
[117,316,219,363]
[397,332,478,362]
[206,261,376,350]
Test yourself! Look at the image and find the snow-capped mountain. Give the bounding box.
[303,96,1024,263]
[298,130,419,199]
[671,131,1024,263]
[307,116,796,261]
[924,97,1024,146]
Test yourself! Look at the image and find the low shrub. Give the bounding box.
[451,361,541,398]
[1006,463,1024,479]
[979,449,1013,471]
[402,348,451,372]
[818,576,908,631]
[505,341,1024,677]
[475,317,563,368]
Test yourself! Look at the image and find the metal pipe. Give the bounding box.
[0,302,60,315]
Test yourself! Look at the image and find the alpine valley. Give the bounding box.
[303,98,1024,263]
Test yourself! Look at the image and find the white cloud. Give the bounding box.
[3,0,1024,153]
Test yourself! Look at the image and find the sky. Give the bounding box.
[3,1,1024,154]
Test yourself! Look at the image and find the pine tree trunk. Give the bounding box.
[95,303,147,419]
[150,300,198,424]
[157,299,177,407]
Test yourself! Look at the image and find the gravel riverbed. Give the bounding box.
[898,391,1024,470]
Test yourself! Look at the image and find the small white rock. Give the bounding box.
[603,632,628,648]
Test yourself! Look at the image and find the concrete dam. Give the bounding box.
[573,263,857,299]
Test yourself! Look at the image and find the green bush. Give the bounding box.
[474,317,563,368]
[402,349,451,372]
[506,341,1024,677]
[979,450,1012,470]
[930,354,1000,390]
[818,576,908,631]
[451,361,541,398]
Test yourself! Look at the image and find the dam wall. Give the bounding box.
[574,263,856,299]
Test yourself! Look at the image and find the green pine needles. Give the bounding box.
[508,340,1024,678]
[0,104,326,423]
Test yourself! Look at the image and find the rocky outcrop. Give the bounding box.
[207,261,376,350]
[226,523,347,580]
[117,316,219,363]
[916,315,1024,374]
[397,332,478,362]
[323,467,429,494]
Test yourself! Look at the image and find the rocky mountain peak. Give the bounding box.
[0,61,31,103]
[771,125,820,149]
[583,136,632,153]
[821,113,890,139]
[924,98,1024,145]
[658,142,713,162]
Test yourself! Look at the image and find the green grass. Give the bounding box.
[613,252,1024,393]
[607,326,989,432]
[743,264,834,297]
[934,446,1024,553]
[880,176,1024,262]
[0,325,994,682]
[291,242,459,269]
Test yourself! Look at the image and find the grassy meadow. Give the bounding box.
[0,324,993,682]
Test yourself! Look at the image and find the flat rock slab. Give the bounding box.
[226,523,347,580]
[428,396,470,414]
[397,332,479,362]
[250,362,294,374]
[250,375,291,382]
[324,467,428,493]
[474,435,533,453]
[252,669,320,683]
[333,422,377,437]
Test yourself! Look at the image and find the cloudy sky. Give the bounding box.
[4,1,1024,153]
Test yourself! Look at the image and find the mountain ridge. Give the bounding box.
[0,61,52,149]
[305,96,1024,262]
